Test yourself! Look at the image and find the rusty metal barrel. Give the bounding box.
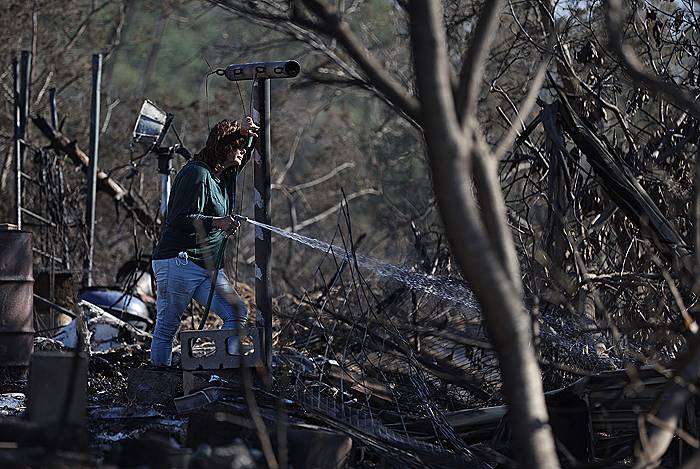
[0,228,34,366]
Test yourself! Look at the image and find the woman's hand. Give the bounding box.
[240,116,260,139]
[211,215,240,235]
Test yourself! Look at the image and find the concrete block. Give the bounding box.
[126,368,182,407]
[180,327,261,371]
[287,425,353,469]
[28,351,87,426]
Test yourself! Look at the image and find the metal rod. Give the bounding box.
[59,169,71,270]
[84,54,102,287]
[19,51,31,159]
[21,207,57,227]
[50,245,56,323]
[160,173,171,216]
[32,248,63,264]
[12,51,32,229]
[49,87,58,129]
[13,58,21,229]
[33,294,77,319]
[253,78,273,373]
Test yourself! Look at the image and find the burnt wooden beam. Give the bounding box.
[31,115,155,228]
[554,98,694,286]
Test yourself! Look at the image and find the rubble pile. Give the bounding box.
[0,264,693,468]
[0,292,422,468]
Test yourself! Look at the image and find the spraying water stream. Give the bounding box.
[244,218,480,310]
[239,218,623,371]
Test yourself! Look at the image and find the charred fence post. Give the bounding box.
[84,54,102,287]
[222,61,300,374]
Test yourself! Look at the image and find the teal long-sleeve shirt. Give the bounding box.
[152,160,240,270]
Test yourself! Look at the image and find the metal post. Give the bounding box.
[161,172,171,216]
[13,51,32,230]
[253,78,272,372]
[222,60,299,374]
[19,51,31,158]
[157,150,173,217]
[49,87,58,129]
[155,114,174,217]
[84,54,102,287]
[12,58,21,229]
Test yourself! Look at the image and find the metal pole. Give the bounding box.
[156,115,174,217]
[223,60,298,374]
[160,173,171,216]
[158,151,173,217]
[12,58,21,229]
[19,51,31,158]
[13,51,32,230]
[253,78,272,372]
[84,54,102,287]
[49,87,58,129]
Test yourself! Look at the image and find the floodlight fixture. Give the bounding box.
[132,99,172,148]
[131,99,191,216]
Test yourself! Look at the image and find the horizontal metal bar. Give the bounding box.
[21,208,57,227]
[32,248,63,263]
[0,276,33,282]
[33,294,77,319]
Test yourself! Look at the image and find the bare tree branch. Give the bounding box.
[493,61,548,160]
[455,0,506,125]
[296,0,420,123]
[607,0,700,122]
[273,162,355,192]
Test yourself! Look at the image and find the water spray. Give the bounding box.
[233,214,479,310]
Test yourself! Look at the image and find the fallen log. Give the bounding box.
[31,115,156,228]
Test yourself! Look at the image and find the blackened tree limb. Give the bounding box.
[296,0,420,123]
[32,115,155,229]
[209,0,421,128]
[556,96,693,286]
[607,0,700,122]
[455,0,505,125]
[537,0,582,97]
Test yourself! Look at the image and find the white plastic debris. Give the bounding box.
[53,300,151,352]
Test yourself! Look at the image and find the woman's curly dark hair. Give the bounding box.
[194,119,248,172]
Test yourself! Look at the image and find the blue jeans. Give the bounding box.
[150,257,247,366]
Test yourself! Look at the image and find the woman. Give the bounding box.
[150,118,258,367]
